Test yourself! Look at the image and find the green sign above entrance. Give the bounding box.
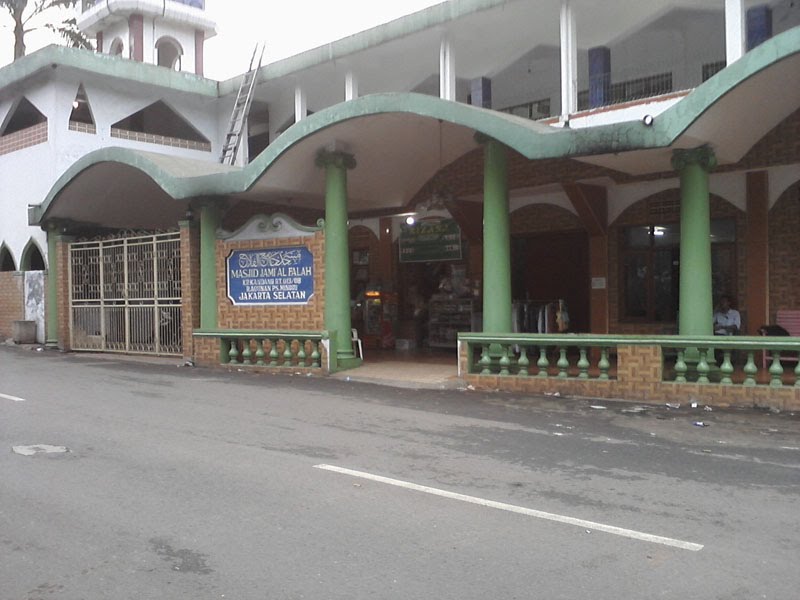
[399,218,462,263]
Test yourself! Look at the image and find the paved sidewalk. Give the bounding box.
[332,360,463,390]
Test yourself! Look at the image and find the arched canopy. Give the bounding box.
[30,27,800,229]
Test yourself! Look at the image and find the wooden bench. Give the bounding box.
[763,310,800,369]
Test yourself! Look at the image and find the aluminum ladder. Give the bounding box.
[219,43,265,165]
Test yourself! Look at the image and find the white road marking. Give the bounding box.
[12,445,69,456]
[1,392,26,402]
[314,464,704,552]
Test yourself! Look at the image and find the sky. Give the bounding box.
[0,0,445,79]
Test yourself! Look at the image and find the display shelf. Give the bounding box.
[428,296,473,348]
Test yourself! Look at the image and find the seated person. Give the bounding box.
[713,295,740,336]
[758,324,790,337]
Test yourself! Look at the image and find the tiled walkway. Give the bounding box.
[332,349,464,390]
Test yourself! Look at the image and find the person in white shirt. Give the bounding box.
[713,295,741,335]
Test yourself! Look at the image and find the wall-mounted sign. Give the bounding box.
[227,246,314,305]
[399,218,462,263]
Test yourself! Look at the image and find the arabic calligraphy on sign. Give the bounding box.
[227,246,314,305]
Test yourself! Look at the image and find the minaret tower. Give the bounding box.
[76,1,217,76]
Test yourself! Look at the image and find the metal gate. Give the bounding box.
[69,232,182,356]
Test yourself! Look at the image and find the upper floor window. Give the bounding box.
[156,37,183,71]
[111,100,211,151]
[0,244,16,272]
[109,38,124,56]
[2,97,46,136]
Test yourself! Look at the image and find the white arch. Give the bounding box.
[770,165,800,209]
[0,242,17,272]
[109,37,124,56]
[156,36,183,71]
[21,238,46,271]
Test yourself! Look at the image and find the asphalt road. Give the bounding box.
[1,346,799,599]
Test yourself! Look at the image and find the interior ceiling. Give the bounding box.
[238,114,480,212]
[48,163,187,230]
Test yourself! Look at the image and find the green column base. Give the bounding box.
[334,357,363,372]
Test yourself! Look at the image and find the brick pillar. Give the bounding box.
[563,183,609,334]
[55,235,74,351]
[45,226,58,347]
[746,171,769,333]
[180,219,201,361]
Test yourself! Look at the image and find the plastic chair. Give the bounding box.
[351,328,363,359]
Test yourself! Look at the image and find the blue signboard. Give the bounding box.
[227,246,314,305]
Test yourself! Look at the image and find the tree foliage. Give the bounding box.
[2,1,92,61]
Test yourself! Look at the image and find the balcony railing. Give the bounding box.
[500,55,726,120]
[578,71,673,111]
[82,0,205,11]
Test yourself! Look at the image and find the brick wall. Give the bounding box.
[408,107,800,211]
[461,344,800,411]
[110,128,211,152]
[0,271,24,340]
[215,232,325,332]
[769,182,800,314]
[0,122,47,156]
[729,107,800,172]
[510,203,583,234]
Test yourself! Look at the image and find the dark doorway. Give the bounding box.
[512,231,590,333]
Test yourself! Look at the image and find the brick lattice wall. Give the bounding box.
[0,272,24,340]
[110,128,211,152]
[0,122,47,156]
[510,203,583,235]
[180,223,200,360]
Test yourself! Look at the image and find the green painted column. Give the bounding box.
[481,138,512,333]
[199,201,222,330]
[672,146,717,336]
[316,149,358,367]
[45,225,59,347]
